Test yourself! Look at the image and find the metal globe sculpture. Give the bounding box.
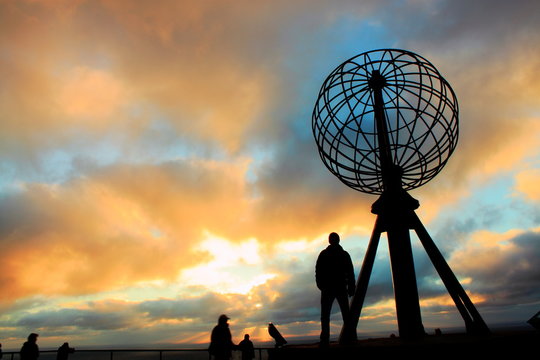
[312,49,458,194]
[311,49,489,341]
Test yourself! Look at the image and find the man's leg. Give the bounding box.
[320,290,335,343]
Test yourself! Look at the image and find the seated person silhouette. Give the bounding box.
[315,232,355,345]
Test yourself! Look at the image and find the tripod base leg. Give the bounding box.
[412,213,490,334]
[340,209,489,343]
[339,216,382,343]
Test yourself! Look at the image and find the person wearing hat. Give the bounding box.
[209,314,235,360]
[20,333,39,360]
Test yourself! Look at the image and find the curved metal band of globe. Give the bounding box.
[312,49,489,341]
[313,49,458,194]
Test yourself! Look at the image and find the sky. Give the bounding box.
[1,0,540,351]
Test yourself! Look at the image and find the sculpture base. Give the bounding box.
[268,330,538,360]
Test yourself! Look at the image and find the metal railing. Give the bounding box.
[1,347,271,360]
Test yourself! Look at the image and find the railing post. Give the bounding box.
[159,350,162,360]
[110,350,113,360]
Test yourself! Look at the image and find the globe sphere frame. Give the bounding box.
[312,48,459,195]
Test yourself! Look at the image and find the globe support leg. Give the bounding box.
[411,213,490,334]
[339,216,382,343]
[340,208,490,343]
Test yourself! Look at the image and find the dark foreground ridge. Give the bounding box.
[268,329,538,359]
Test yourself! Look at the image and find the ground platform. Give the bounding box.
[267,329,538,359]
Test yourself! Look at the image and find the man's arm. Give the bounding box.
[345,252,355,296]
[315,252,324,290]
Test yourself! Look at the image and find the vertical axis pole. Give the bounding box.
[370,69,425,339]
[386,215,425,338]
[369,70,393,185]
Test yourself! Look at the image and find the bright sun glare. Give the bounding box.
[180,231,277,294]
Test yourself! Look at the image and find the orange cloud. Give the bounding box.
[0,0,287,155]
[0,159,251,303]
[1,154,372,305]
[514,168,540,201]
[439,49,540,181]
[57,66,128,123]
[448,229,535,281]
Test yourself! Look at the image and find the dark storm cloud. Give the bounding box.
[16,308,133,331]
[262,272,320,324]
[454,230,540,305]
[137,293,232,322]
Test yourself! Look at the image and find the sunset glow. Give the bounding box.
[1,0,540,351]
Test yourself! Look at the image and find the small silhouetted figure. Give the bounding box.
[20,333,39,360]
[316,232,355,344]
[268,323,287,347]
[56,343,75,360]
[1,342,3,359]
[209,314,234,360]
[238,334,255,360]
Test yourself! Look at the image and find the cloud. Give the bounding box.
[1,0,361,157]
[0,0,271,158]
[0,152,372,305]
[450,229,540,306]
[16,307,134,331]
[57,66,128,122]
[514,169,540,201]
[1,0,540,350]
[138,294,229,323]
[0,159,251,303]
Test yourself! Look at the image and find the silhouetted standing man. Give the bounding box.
[238,334,255,360]
[20,333,39,360]
[316,232,355,345]
[209,314,235,360]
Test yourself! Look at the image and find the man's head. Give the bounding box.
[329,232,340,245]
[218,314,230,325]
[27,333,38,343]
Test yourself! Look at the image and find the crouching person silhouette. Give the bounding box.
[316,232,355,345]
